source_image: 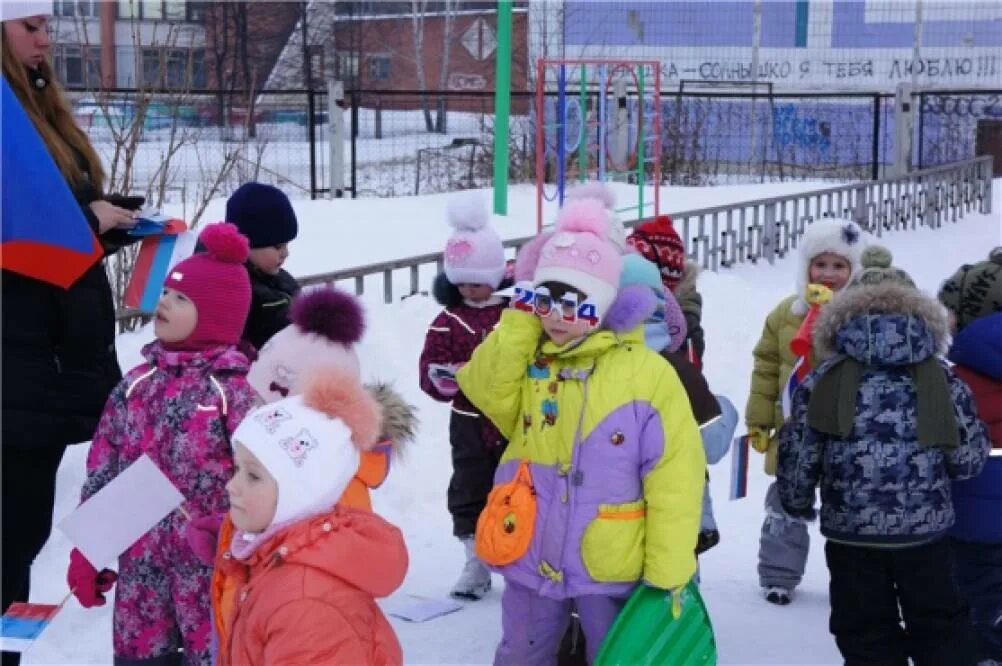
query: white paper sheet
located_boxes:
[57,454,185,568]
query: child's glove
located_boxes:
[427,363,461,397]
[805,283,834,306]
[66,548,117,608]
[184,514,224,566]
[747,427,773,453]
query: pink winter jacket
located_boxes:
[82,342,260,520]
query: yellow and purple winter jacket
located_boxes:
[457,307,705,599]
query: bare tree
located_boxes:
[410,0,436,132]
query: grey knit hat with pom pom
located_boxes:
[848,245,916,289]
[938,246,1002,331]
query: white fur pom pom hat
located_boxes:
[792,218,867,315]
[233,367,382,528]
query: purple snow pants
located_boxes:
[495,580,627,665]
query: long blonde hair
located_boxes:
[1,31,105,192]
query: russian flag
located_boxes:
[124,227,196,313]
[1,77,103,289]
[729,435,749,500]
[781,355,811,420]
[0,602,60,653]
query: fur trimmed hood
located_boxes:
[674,261,701,298]
[365,381,417,458]
[814,282,950,363]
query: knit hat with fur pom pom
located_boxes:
[248,286,365,402]
[565,181,627,252]
[233,366,382,528]
[534,197,623,323]
[162,222,251,349]
[443,192,506,288]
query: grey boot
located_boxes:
[451,536,491,600]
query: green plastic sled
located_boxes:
[594,580,717,666]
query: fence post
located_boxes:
[350,92,358,198]
[375,99,382,140]
[871,94,880,181]
[328,79,345,198]
[307,88,318,200]
[762,203,777,265]
[917,92,925,170]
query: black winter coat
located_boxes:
[2,156,132,450]
[243,265,301,351]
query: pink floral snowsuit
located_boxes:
[81,342,259,665]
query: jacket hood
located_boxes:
[814,282,949,365]
[248,506,408,599]
[141,340,250,374]
[674,261,700,297]
[365,381,418,458]
[949,312,1002,380]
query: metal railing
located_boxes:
[115,156,993,324]
[294,155,993,300]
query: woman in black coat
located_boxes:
[1,11,140,661]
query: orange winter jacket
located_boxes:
[211,445,391,652]
[215,505,408,666]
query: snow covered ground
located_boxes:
[23,180,1001,665]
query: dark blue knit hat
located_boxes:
[225,182,298,249]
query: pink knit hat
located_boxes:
[443,192,506,288]
[533,198,623,321]
[163,222,251,349]
[248,286,365,402]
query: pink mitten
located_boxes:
[66,548,117,608]
[185,514,223,566]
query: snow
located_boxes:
[22,179,1002,665]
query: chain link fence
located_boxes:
[67,86,1000,204]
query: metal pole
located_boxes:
[638,65,645,218]
[557,64,566,205]
[492,0,513,215]
[328,79,345,198]
[578,63,587,181]
[350,92,358,199]
[536,58,545,231]
[301,2,317,199]
[872,94,880,181]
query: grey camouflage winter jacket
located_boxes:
[777,282,990,547]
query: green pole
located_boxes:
[493,0,513,215]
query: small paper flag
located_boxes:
[124,227,195,313]
[729,435,749,500]
[0,602,60,652]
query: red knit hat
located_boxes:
[627,215,686,292]
[163,222,251,349]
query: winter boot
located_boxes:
[451,536,491,600]
[764,586,792,606]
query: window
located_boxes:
[118,1,200,22]
[117,0,136,18]
[165,48,188,88]
[164,1,185,20]
[368,55,390,82]
[58,1,100,18]
[53,45,100,87]
[143,0,163,19]
[335,52,359,81]
[141,48,161,86]
[190,49,205,87]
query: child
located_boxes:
[216,367,408,665]
[938,247,1002,663]
[248,286,416,510]
[627,215,705,368]
[777,246,989,664]
[620,253,737,554]
[418,193,510,600]
[744,217,866,605]
[226,182,301,351]
[457,196,706,665]
[66,223,260,665]
[195,285,416,656]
